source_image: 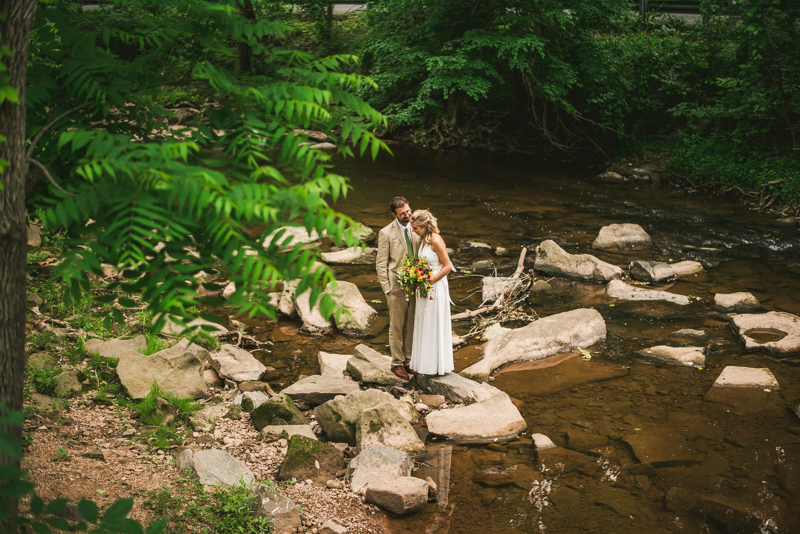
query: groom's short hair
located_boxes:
[390,196,409,214]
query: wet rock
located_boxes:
[700,495,794,534]
[592,224,652,251]
[668,329,707,340]
[482,323,511,341]
[466,241,492,250]
[117,352,206,399]
[594,171,625,183]
[566,429,607,453]
[534,240,623,282]
[320,246,374,264]
[157,315,229,337]
[470,260,495,271]
[773,216,798,228]
[261,425,317,442]
[176,449,254,489]
[211,344,267,382]
[253,483,302,534]
[365,476,427,515]
[415,394,446,409]
[318,351,351,378]
[426,392,526,442]
[278,434,345,486]
[347,344,405,386]
[777,462,799,494]
[348,444,413,494]
[671,260,704,277]
[326,281,378,336]
[629,261,675,283]
[239,391,270,412]
[495,247,508,256]
[414,373,501,404]
[665,487,698,514]
[315,389,418,445]
[319,520,347,534]
[263,226,325,249]
[531,433,557,451]
[462,308,607,382]
[278,280,298,318]
[280,375,359,406]
[595,487,639,517]
[623,427,695,468]
[730,311,800,356]
[606,280,690,305]
[152,338,211,364]
[356,401,426,453]
[710,366,779,388]
[84,336,146,359]
[638,345,705,367]
[250,394,308,431]
[536,448,597,476]
[293,290,333,336]
[714,292,761,311]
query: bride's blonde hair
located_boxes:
[411,210,439,245]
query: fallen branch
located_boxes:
[452,247,527,321]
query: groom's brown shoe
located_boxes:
[405,366,419,376]
[392,366,409,380]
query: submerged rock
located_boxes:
[591,224,652,251]
[356,401,426,453]
[668,329,708,340]
[250,394,308,431]
[700,495,794,534]
[175,449,254,489]
[211,344,267,382]
[623,427,695,468]
[629,261,675,283]
[327,281,378,336]
[606,280,690,305]
[714,292,761,311]
[277,434,345,486]
[280,374,359,406]
[347,344,406,386]
[534,240,623,282]
[426,392,526,442]
[461,308,606,382]
[638,345,705,367]
[348,444,414,494]
[365,477,428,515]
[730,311,800,356]
[711,366,780,389]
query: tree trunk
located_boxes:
[0,0,37,531]
[237,0,256,74]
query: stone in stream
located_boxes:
[623,427,695,468]
[278,280,299,318]
[700,495,795,534]
[347,344,406,386]
[292,289,333,336]
[263,226,325,249]
[326,281,378,336]
[261,425,317,442]
[175,449,254,489]
[566,429,607,454]
[460,308,607,382]
[84,335,146,359]
[482,277,519,302]
[280,374,360,406]
[483,323,511,341]
[250,393,308,431]
[253,483,302,534]
[116,352,206,399]
[465,241,492,250]
[594,171,625,183]
[591,223,652,251]
[671,260,704,277]
[318,351,351,378]
[365,477,428,515]
[347,444,414,494]
[277,434,345,486]
[638,345,705,367]
[714,292,761,311]
[320,246,375,264]
[594,487,640,517]
[425,392,526,442]
[314,389,419,445]
[414,373,501,405]
[629,261,675,283]
[210,344,267,382]
[534,240,624,282]
[730,311,800,356]
[606,280,690,305]
[668,329,708,340]
[710,366,780,389]
[356,401,426,453]
[536,448,599,476]
[531,433,557,451]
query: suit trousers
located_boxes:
[387,292,416,367]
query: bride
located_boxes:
[408,210,454,376]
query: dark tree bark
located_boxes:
[0,0,37,531]
[237,0,256,74]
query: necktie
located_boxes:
[404,227,413,257]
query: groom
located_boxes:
[376,196,420,380]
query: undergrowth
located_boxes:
[117,384,202,450]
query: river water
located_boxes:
[249,147,800,533]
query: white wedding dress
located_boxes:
[409,242,454,375]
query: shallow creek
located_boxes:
[240,148,800,533]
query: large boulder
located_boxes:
[730,311,800,356]
[117,352,207,399]
[318,351,351,378]
[210,344,267,382]
[700,495,794,534]
[175,449,254,489]
[591,223,652,251]
[629,261,675,283]
[638,346,705,367]
[292,290,333,336]
[326,281,378,336]
[315,389,418,445]
[461,308,606,382]
[622,427,694,468]
[277,434,345,486]
[414,373,501,405]
[714,292,761,311]
[347,344,406,386]
[534,240,623,282]
[606,280,690,305]
[280,374,360,406]
[356,402,426,453]
[250,394,308,431]
[253,484,302,534]
[152,338,210,364]
[426,392,526,442]
[347,445,414,494]
[84,336,146,359]
[365,477,428,515]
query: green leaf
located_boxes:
[78,499,99,523]
[0,85,18,104]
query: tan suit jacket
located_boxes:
[376,220,420,295]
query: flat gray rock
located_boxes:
[711,366,779,389]
[263,226,324,249]
[638,345,705,367]
[534,240,624,282]
[117,353,206,399]
[365,476,428,515]
[714,292,761,311]
[347,344,405,386]
[84,336,146,359]
[629,261,675,283]
[315,389,418,445]
[356,401,425,453]
[253,484,302,534]
[531,433,557,451]
[671,261,704,277]
[623,427,694,468]
[320,247,375,264]
[318,351,351,377]
[176,449,254,489]
[280,374,360,406]
[157,315,228,337]
[606,280,690,305]
[348,444,414,494]
[152,338,210,364]
[462,308,607,382]
[238,391,270,412]
[592,223,652,251]
[413,373,501,405]
[327,281,377,336]
[293,290,333,336]
[731,311,800,356]
[250,394,308,431]
[211,344,267,382]
[669,329,707,340]
[261,425,317,441]
[426,392,526,442]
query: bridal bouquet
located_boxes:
[394,256,434,301]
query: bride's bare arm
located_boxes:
[429,234,452,284]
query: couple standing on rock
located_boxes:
[376,196,455,380]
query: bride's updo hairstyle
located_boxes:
[411,210,439,245]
